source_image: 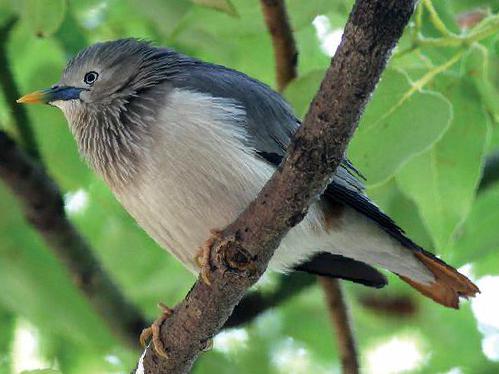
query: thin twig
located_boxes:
[0,18,40,160]
[0,130,147,349]
[422,0,456,37]
[260,0,297,91]
[138,1,417,372]
[319,278,359,374]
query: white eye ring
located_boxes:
[84,71,99,85]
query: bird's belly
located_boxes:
[110,88,327,274]
[114,153,327,274]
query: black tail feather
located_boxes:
[295,253,387,288]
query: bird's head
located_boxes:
[17,39,179,184]
[18,38,172,118]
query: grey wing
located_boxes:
[168,58,364,193]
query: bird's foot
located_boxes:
[139,302,173,359]
[195,229,223,286]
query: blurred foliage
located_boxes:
[0,0,498,373]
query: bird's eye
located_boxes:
[84,71,99,85]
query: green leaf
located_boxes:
[367,179,433,250]
[0,0,15,25]
[21,0,66,37]
[451,184,499,269]
[463,43,499,127]
[283,69,325,118]
[397,76,490,250]
[8,22,92,190]
[348,69,452,186]
[0,308,14,373]
[192,0,238,17]
[0,184,117,351]
[129,0,192,37]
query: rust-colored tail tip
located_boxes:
[400,251,479,309]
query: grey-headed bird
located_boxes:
[18,39,479,355]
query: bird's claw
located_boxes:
[139,302,173,359]
[195,229,223,286]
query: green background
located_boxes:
[0,0,498,373]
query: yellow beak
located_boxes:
[16,90,47,104]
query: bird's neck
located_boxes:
[66,100,154,189]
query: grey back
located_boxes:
[165,52,365,194]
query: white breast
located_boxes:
[112,88,433,284]
[112,88,327,273]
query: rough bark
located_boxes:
[260,0,298,91]
[0,130,146,349]
[261,1,360,370]
[139,1,417,372]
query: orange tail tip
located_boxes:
[399,251,480,309]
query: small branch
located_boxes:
[318,278,359,374]
[0,130,147,349]
[139,1,417,372]
[359,294,417,317]
[0,18,40,160]
[224,272,314,328]
[422,0,456,37]
[260,0,297,91]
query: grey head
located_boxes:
[19,39,194,185]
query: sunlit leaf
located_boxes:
[20,0,66,37]
[451,183,499,269]
[284,69,324,118]
[348,69,452,186]
[367,179,433,250]
[129,0,192,37]
[397,76,490,250]
[0,308,14,373]
[463,43,499,129]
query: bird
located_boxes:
[18,38,479,355]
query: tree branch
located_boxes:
[0,130,147,349]
[319,278,359,374]
[0,18,40,160]
[139,1,417,372]
[260,2,360,371]
[260,0,297,91]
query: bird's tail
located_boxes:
[399,250,480,308]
